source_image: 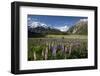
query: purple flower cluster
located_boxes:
[50,45,57,56]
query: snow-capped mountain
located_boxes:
[28,21,69,32]
[28,18,88,38]
[28,21,62,36]
[28,21,49,28]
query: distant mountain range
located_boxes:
[28,21,69,32]
[28,19,88,37]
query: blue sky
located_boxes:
[28,15,87,27]
[28,15,87,31]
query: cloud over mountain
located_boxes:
[79,19,88,22]
[54,25,69,32]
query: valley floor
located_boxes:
[28,35,88,61]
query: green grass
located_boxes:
[28,35,88,61]
[46,35,87,39]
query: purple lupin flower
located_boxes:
[50,43,57,56]
[61,44,65,53]
[57,44,62,50]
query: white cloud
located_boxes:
[80,19,88,22]
[54,25,69,32]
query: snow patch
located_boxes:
[28,21,48,28]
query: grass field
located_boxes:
[28,35,88,61]
[46,35,87,39]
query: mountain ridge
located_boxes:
[67,19,88,35]
[28,19,88,37]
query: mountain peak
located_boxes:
[29,21,48,28]
[28,21,69,32]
